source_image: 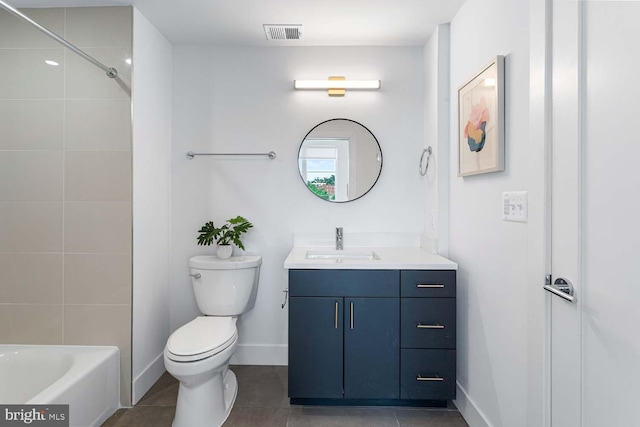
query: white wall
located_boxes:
[131,7,173,404]
[423,25,450,254]
[448,0,531,426]
[171,46,424,364]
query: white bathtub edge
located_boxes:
[132,351,166,405]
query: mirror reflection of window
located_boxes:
[297,119,382,203]
[299,139,350,201]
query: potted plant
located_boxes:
[196,215,253,260]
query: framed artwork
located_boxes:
[458,55,505,177]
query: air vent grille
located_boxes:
[264,24,303,40]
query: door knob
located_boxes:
[544,277,575,303]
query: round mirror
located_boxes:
[298,119,382,202]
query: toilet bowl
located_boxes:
[164,317,239,427]
[164,255,261,427]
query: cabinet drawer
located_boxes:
[401,298,456,349]
[400,270,456,297]
[400,349,456,400]
[289,269,399,297]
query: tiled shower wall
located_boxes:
[0,6,132,405]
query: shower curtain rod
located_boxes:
[0,0,118,79]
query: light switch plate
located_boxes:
[503,191,528,222]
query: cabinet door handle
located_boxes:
[417,375,444,382]
[416,323,445,329]
[334,301,339,329]
[416,283,444,288]
[350,302,354,329]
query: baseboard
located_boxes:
[230,344,287,366]
[132,352,166,404]
[454,381,494,427]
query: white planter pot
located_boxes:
[216,245,233,260]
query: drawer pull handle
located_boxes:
[416,323,445,329]
[334,301,339,329]
[417,375,444,382]
[416,284,444,288]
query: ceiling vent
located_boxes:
[263,24,303,40]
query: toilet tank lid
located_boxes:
[189,255,262,270]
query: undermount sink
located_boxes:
[305,250,381,261]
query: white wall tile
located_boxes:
[0,49,64,99]
[64,254,131,304]
[65,99,131,151]
[0,151,63,201]
[0,100,63,150]
[0,254,62,304]
[64,202,131,253]
[65,7,132,48]
[65,48,131,99]
[65,151,131,201]
[0,8,65,49]
[0,202,62,252]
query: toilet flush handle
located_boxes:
[190,273,201,279]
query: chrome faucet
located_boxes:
[336,227,343,250]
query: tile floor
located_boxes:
[102,366,469,427]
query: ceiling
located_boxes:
[7,0,465,46]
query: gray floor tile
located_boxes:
[102,365,468,427]
[223,407,289,427]
[232,365,289,408]
[136,372,179,407]
[288,406,399,427]
[395,408,469,427]
[102,406,175,427]
[100,408,128,427]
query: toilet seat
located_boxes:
[167,316,237,362]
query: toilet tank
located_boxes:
[189,255,261,316]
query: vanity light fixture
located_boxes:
[294,76,381,97]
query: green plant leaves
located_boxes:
[196,216,253,250]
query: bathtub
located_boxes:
[0,345,120,427]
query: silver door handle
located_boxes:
[190,273,201,279]
[417,284,444,288]
[544,277,575,303]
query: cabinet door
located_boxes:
[344,297,399,399]
[289,297,343,398]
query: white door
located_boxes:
[548,1,640,426]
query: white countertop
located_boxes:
[283,246,458,270]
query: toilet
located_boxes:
[164,255,261,427]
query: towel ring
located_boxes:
[419,146,432,176]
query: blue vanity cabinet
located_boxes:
[344,297,399,399]
[288,268,456,404]
[400,270,457,400]
[288,270,399,401]
[288,296,344,398]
